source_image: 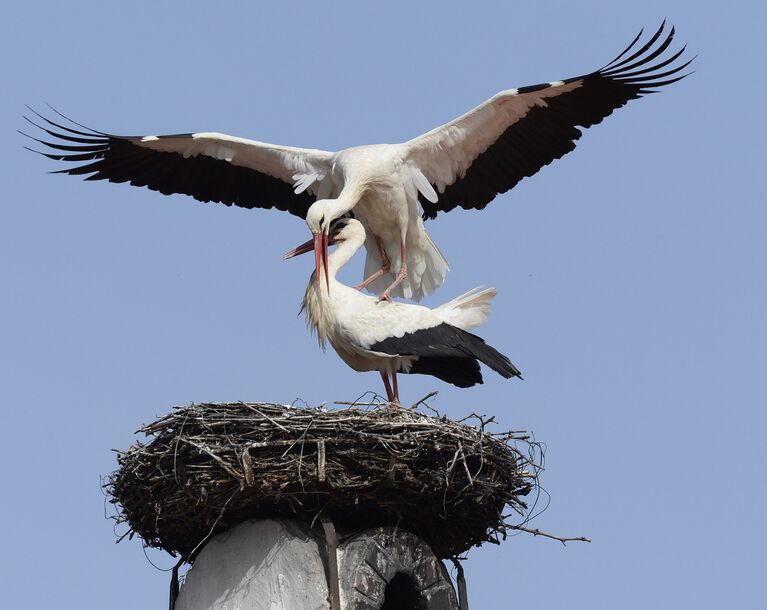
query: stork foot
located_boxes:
[356,235,392,292]
[375,242,408,302]
[354,265,389,291]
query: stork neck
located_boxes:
[326,234,364,279]
[331,181,367,217]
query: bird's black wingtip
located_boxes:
[22,144,44,155]
[25,104,110,138]
[596,22,692,91]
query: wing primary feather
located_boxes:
[604,45,687,79]
[38,150,106,162]
[22,116,104,144]
[23,145,53,158]
[18,132,108,153]
[636,73,692,91]
[601,27,645,69]
[600,27,675,76]
[26,107,108,139]
[602,22,669,73]
[48,160,102,175]
[613,60,692,84]
[43,103,111,136]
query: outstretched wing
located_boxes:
[401,22,692,219]
[22,108,334,218]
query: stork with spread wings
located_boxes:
[24,22,691,301]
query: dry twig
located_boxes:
[510,525,591,545]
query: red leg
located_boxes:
[392,371,400,404]
[378,239,408,302]
[380,371,395,402]
[355,235,391,291]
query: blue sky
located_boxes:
[2,1,765,608]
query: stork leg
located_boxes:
[380,371,395,403]
[392,371,400,404]
[378,239,408,302]
[355,235,391,292]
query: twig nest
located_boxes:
[106,402,538,559]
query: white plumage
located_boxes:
[433,286,498,330]
[25,23,690,301]
[284,218,521,402]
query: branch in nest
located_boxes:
[510,525,591,546]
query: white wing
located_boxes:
[400,23,690,219]
[24,108,334,217]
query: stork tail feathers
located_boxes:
[361,230,449,301]
[459,329,522,380]
[418,231,450,298]
[434,286,496,331]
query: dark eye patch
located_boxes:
[329,217,349,236]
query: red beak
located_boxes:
[321,231,330,291]
[282,236,315,259]
[283,232,331,292]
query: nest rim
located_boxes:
[106,401,541,561]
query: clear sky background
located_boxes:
[1,1,765,608]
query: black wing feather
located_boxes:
[370,323,521,388]
[420,23,691,220]
[23,110,315,219]
[409,356,483,388]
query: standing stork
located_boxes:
[283,218,521,402]
[24,23,690,301]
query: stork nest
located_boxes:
[106,402,541,560]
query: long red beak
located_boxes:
[321,231,330,291]
[282,232,331,292]
[282,237,315,259]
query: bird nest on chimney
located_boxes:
[106,401,541,561]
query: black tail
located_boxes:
[374,322,522,388]
[455,328,522,380]
[409,356,484,388]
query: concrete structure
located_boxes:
[175,519,458,610]
[339,526,458,610]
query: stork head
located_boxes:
[283,217,364,290]
[305,201,333,235]
[326,217,364,244]
[300,201,358,292]
[303,201,334,291]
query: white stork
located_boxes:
[24,23,690,301]
[283,218,521,402]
